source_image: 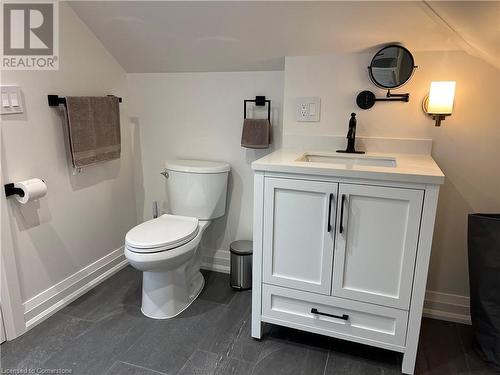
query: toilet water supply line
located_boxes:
[154,168,169,218]
[153,201,159,219]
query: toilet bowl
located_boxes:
[124,159,230,319]
[125,216,210,319]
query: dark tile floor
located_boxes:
[0,266,497,375]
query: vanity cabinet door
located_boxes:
[332,184,424,310]
[262,178,337,295]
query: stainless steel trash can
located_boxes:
[230,240,253,290]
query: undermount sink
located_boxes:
[296,152,397,168]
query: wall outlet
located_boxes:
[296,97,320,122]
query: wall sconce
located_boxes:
[423,81,456,126]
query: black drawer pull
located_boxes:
[339,194,346,234]
[311,308,349,321]
[327,193,333,232]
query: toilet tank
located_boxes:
[164,160,230,220]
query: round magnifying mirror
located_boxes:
[369,45,415,89]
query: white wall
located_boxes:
[1,2,494,331]
[283,52,500,298]
[127,72,284,269]
[1,3,137,310]
[127,51,499,299]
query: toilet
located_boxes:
[124,159,230,319]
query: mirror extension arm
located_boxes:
[356,90,409,110]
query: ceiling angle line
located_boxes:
[421,0,476,55]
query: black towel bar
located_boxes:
[244,96,271,122]
[48,95,122,107]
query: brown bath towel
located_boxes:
[65,96,121,168]
[241,118,270,149]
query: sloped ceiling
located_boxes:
[69,1,499,73]
[424,1,499,69]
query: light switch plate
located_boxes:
[0,85,24,115]
[296,97,320,122]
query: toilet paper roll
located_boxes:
[14,178,47,204]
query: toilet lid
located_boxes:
[125,214,199,253]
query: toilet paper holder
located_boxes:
[4,183,25,198]
[4,180,46,198]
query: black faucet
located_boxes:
[337,113,365,154]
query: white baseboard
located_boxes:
[423,290,471,325]
[201,249,230,274]
[23,246,128,331]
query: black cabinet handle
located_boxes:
[311,308,349,321]
[327,193,333,232]
[339,194,346,234]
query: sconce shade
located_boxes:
[427,81,456,114]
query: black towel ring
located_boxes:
[244,96,271,122]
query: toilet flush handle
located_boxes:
[160,168,169,179]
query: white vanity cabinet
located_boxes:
[262,178,337,295]
[332,183,424,310]
[252,151,444,375]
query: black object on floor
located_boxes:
[468,213,500,371]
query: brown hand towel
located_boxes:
[65,96,121,168]
[241,118,270,149]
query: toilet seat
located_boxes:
[125,214,199,253]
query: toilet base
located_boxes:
[141,269,205,319]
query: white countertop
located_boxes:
[252,149,445,185]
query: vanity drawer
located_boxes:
[262,284,408,349]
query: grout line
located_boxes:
[111,320,153,366]
[322,350,330,375]
[212,313,248,372]
[198,297,236,307]
[118,361,168,375]
[176,350,197,375]
[56,310,96,323]
[249,357,257,375]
